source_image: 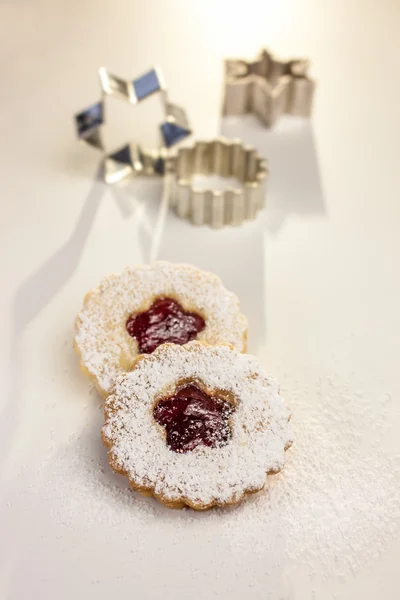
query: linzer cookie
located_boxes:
[74,262,247,397]
[102,342,292,510]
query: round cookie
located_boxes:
[74,262,248,397]
[102,342,292,510]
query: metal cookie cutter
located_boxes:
[74,67,191,184]
[165,138,268,228]
[223,48,315,128]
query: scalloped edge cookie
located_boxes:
[102,342,292,510]
[74,262,248,397]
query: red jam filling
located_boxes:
[126,297,206,354]
[153,384,234,453]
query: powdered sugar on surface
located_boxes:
[23,366,399,584]
[75,262,247,395]
[103,342,292,507]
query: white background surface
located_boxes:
[1,1,400,599]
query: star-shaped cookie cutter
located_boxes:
[74,67,192,184]
[223,48,316,128]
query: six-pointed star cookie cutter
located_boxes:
[74,67,192,184]
[223,48,316,127]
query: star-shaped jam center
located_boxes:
[126,297,205,354]
[153,384,234,453]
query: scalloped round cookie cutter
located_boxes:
[164,138,269,228]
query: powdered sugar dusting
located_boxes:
[103,342,292,508]
[25,369,400,581]
[75,262,247,396]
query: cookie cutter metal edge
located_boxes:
[74,67,192,184]
[164,138,268,228]
[223,48,316,127]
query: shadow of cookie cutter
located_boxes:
[164,138,268,228]
[74,67,192,184]
[223,48,316,128]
